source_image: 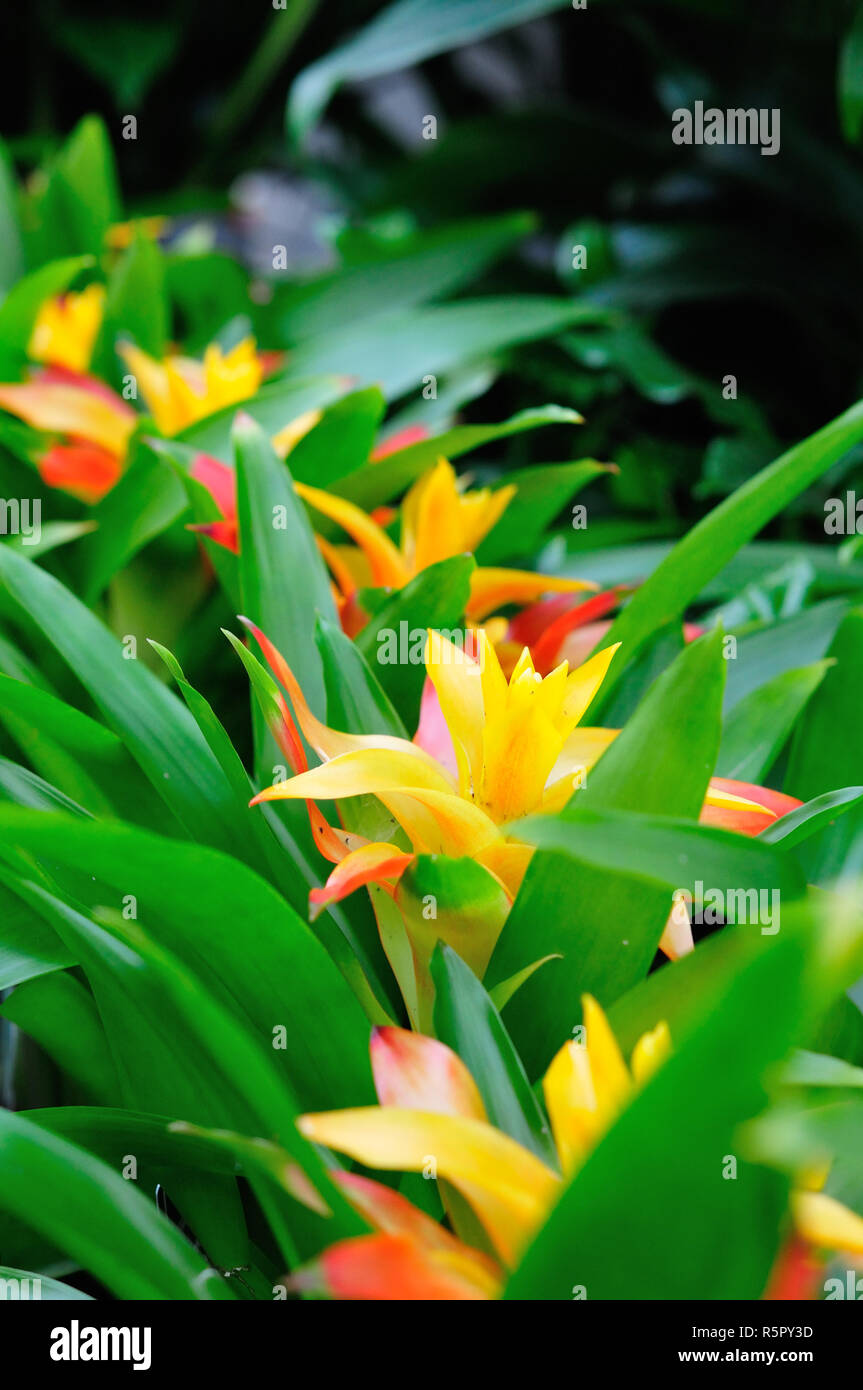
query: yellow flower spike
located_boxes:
[248,622,621,921]
[298,451,596,624]
[542,995,652,1177]
[480,692,566,825]
[203,338,261,402]
[29,284,106,373]
[118,336,263,435]
[476,645,620,826]
[298,1106,559,1266]
[475,626,509,728]
[401,457,515,571]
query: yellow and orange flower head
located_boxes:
[118,337,264,436]
[0,366,136,503]
[0,325,271,503]
[295,456,595,626]
[249,623,622,906]
[293,1000,666,1297]
[294,1011,863,1300]
[28,284,106,374]
[247,622,790,913]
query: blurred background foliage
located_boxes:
[2,0,863,544]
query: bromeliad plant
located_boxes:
[242,616,800,1026]
[1,395,863,1303]
[2,114,863,1305]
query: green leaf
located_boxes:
[2,970,120,1104]
[336,405,583,511]
[716,660,832,782]
[0,882,74,989]
[0,810,376,1113]
[235,411,337,722]
[431,943,556,1165]
[395,854,510,1030]
[744,1100,863,1216]
[488,955,561,1012]
[24,1105,247,1175]
[514,805,805,910]
[222,624,400,1025]
[562,322,694,404]
[147,638,285,886]
[287,299,609,402]
[0,1109,234,1300]
[288,0,569,142]
[0,139,24,293]
[724,599,849,709]
[92,233,168,382]
[270,214,535,341]
[1,861,366,1243]
[759,786,863,848]
[0,546,252,857]
[786,611,863,799]
[476,460,611,565]
[488,629,726,1078]
[79,441,189,602]
[286,387,385,486]
[504,924,810,1299]
[0,672,170,828]
[839,3,863,142]
[594,400,863,711]
[355,555,475,729]
[782,1049,863,1088]
[0,1266,92,1300]
[0,756,92,817]
[316,615,406,739]
[52,116,122,258]
[55,17,178,109]
[165,252,251,353]
[785,610,863,881]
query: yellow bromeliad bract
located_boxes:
[28,283,106,374]
[247,621,771,911]
[249,622,623,903]
[118,337,264,435]
[297,456,593,628]
[0,304,272,501]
